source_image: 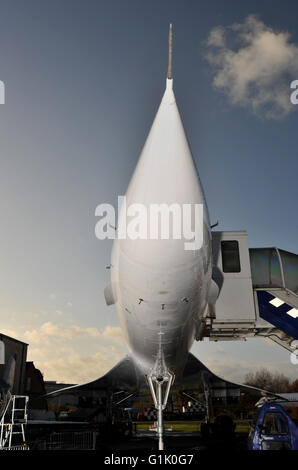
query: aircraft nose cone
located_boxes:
[115,78,211,267]
[126,78,205,207]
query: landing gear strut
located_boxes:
[147,372,174,450]
[200,380,213,438]
[203,382,212,424]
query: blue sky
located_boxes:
[0,0,297,383]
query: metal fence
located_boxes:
[0,445,30,451]
[43,431,97,450]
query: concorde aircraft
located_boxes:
[47,26,298,450]
[104,25,219,450]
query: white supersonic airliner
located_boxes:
[45,26,298,451]
[105,25,220,450]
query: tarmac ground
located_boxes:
[99,427,249,453]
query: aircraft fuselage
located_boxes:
[110,79,212,377]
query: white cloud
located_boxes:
[20,322,127,382]
[22,322,125,346]
[23,321,101,345]
[206,15,298,119]
[101,325,124,344]
[28,347,125,383]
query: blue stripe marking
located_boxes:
[257,291,298,340]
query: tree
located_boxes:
[289,379,298,393]
[244,368,291,393]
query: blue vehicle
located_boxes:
[249,402,298,450]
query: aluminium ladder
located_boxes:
[0,394,29,449]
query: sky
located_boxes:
[0,0,297,384]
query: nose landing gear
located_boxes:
[147,372,175,450]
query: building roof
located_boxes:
[0,332,28,346]
[278,393,298,401]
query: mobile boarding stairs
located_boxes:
[203,231,298,354]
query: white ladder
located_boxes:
[0,395,29,449]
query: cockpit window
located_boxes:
[262,412,289,435]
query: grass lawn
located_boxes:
[135,421,249,434]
